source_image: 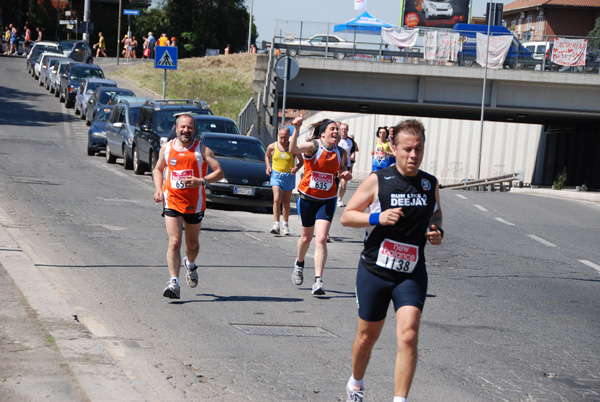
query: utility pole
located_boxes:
[83,0,90,42]
[116,0,122,65]
[247,0,253,52]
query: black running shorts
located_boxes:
[162,208,205,224]
[355,259,427,322]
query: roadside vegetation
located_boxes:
[112,53,257,120]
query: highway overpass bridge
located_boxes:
[261,57,600,126]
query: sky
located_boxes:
[245,0,510,44]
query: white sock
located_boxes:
[393,397,407,402]
[170,277,179,285]
[348,374,363,389]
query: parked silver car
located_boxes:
[105,100,145,170]
[74,78,118,119]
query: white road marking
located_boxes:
[495,217,515,226]
[245,233,262,242]
[527,234,556,247]
[474,204,488,212]
[578,260,600,273]
[455,194,468,200]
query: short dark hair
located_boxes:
[392,119,425,146]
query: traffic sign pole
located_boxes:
[163,70,167,100]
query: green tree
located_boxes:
[589,17,600,50]
[150,0,254,58]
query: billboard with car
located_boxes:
[401,0,471,28]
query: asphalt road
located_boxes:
[0,55,599,401]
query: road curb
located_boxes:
[0,209,144,402]
[510,187,600,203]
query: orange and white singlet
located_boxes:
[298,139,342,200]
[162,139,208,214]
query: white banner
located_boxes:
[424,31,461,62]
[381,27,419,48]
[551,37,588,66]
[476,33,513,69]
[355,0,367,10]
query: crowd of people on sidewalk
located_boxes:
[2,22,41,55]
[152,113,444,401]
[91,31,178,60]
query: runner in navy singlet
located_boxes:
[341,119,443,402]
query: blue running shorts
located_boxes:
[270,170,296,192]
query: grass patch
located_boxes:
[112,53,257,120]
[45,331,55,344]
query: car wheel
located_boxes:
[425,8,430,19]
[38,77,44,86]
[85,114,92,126]
[288,49,298,57]
[59,90,65,103]
[45,79,50,90]
[133,147,146,175]
[87,145,95,156]
[463,60,474,67]
[80,108,86,120]
[106,143,117,164]
[334,52,345,60]
[124,148,133,170]
[74,104,80,115]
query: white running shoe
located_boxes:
[282,223,291,236]
[292,260,304,285]
[311,278,325,296]
[337,199,344,207]
[184,257,198,288]
[346,383,364,402]
[163,279,180,299]
[270,222,280,234]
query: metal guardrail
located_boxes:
[266,19,600,74]
[237,97,258,136]
[440,171,524,191]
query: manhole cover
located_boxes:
[231,323,337,338]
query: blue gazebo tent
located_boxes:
[334,11,396,35]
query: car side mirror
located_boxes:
[140,124,149,132]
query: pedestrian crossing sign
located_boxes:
[155,46,178,70]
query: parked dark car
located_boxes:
[60,64,105,108]
[105,100,145,169]
[85,87,135,125]
[87,106,114,156]
[58,40,94,64]
[200,133,273,208]
[131,99,213,175]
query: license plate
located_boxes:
[234,187,255,196]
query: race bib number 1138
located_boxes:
[376,238,419,273]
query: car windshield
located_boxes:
[59,42,75,51]
[71,68,104,80]
[98,90,134,104]
[156,111,179,135]
[204,137,265,161]
[95,108,112,122]
[87,82,115,93]
[195,119,240,135]
[49,59,61,68]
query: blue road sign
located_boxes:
[155,46,178,70]
[123,9,140,15]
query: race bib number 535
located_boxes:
[170,169,194,189]
[376,239,419,273]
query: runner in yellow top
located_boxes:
[372,126,394,171]
[265,126,303,235]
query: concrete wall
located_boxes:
[296,112,542,185]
